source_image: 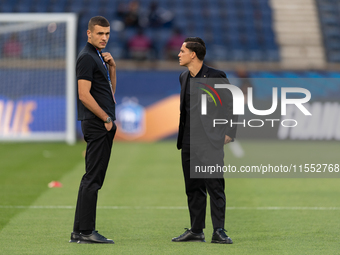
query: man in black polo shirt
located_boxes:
[70,16,116,244]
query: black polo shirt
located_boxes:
[76,42,116,121]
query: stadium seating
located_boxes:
[0,0,280,62]
[316,0,340,62]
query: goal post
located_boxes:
[0,13,77,144]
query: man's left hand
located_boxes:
[224,135,232,144]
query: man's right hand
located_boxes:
[104,121,113,131]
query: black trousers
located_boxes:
[181,143,226,230]
[73,118,116,232]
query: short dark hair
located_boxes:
[184,37,206,61]
[88,16,110,31]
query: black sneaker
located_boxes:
[211,228,233,244]
[172,228,205,242]
[77,231,114,244]
[69,232,80,243]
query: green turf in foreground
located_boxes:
[0,141,339,255]
[0,142,85,230]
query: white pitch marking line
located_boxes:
[0,205,340,210]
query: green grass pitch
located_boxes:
[0,140,339,255]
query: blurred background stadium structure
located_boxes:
[0,0,340,142]
[3,0,340,67]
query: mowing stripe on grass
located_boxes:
[1,205,340,210]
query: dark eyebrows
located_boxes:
[97,32,110,35]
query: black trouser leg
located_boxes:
[182,143,207,230]
[181,143,226,230]
[73,118,116,232]
[205,178,226,229]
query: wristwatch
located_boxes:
[104,117,112,123]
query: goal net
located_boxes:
[0,13,77,144]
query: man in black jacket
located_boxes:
[172,37,237,244]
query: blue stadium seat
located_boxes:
[209,44,230,61]
[316,0,340,62]
[0,1,15,12]
[15,0,33,12]
[321,15,339,26]
[328,51,340,62]
[324,27,340,38]
[50,0,67,12]
[30,0,51,12]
